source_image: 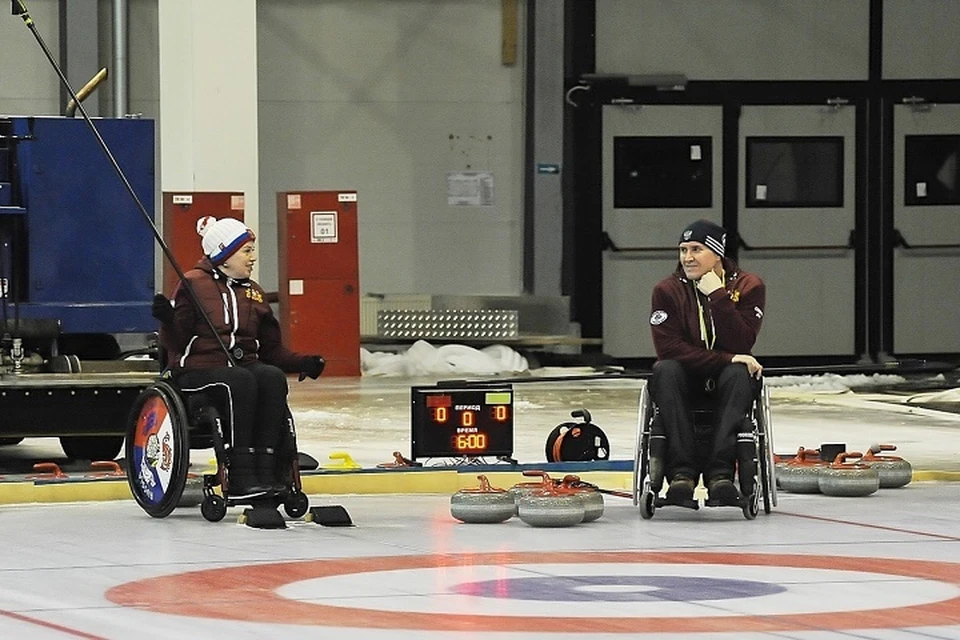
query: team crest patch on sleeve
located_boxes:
[754,306,764,319]
[650,310,669,325]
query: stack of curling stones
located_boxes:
[776,442,911,496]
[450,475,515,523]
[819,452,880,497]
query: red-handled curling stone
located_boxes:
[559,474,604,522]
[862,443,912,488]
[818,452,880,497]
[776,447,826,494]
[450,475,515,524]
[507,470,554,515]
[517,483,585,528]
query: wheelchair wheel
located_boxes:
[632,385,652,505]
[757,385,777,514]
[639,483,656,520]
[201,494,228,522]
[742,490,759,520]
[284,491,310,519]
[125,381,191,519]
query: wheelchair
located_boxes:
[632,380,777,520]
[125,378,310,522]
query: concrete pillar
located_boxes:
[158,0,259,232]
[528,1,564,296]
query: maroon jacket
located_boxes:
[649,258,765,377]
[160,258,305,372]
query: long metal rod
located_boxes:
[12,0,235,365]
[111,0,127,117]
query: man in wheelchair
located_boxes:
[153,216,325,501]
[648,219,765,507]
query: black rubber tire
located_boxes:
[639,488,655,520]
[743,492,759,520]
[201,495,227,522]
[284,491,310,519]
[125,381,191,519]
[759,432,773,514]
[60,435,124,461]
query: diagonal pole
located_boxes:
[12,0,235,365]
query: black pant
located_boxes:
[176,362,289,451]
[649,360,759,483]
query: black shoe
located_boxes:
[229,450,274,500]
[256,450,288,494]
[664,476,696,505]
[707,477,740,506]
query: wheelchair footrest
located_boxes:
[704,495,747,508]
[654,496,699,510]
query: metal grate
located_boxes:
[377,309,519,340]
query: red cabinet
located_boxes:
[161,192,245,295]
[277,191,360,376]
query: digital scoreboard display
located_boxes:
[410,386,514,460]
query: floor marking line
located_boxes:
[105,551,960,633]
[777,510,960,541]
[0,608,106,639]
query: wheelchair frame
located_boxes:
[125,379,310,521]
[631,381,777,520]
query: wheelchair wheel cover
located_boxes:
[125,381,191,518]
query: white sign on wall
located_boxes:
[447,171,494,206]
[311,211,338,243]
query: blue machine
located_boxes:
[0,115,154,338]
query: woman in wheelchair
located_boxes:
[152,216,325,501]
[648,219,765,507]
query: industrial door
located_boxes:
[892,103,960,354]
[601,105,723,358]
[737,105,859,357]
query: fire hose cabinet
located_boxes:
[277,191,360,376]
[161,191,245,294]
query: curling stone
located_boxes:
[818,452,880,497]
[450,475,515,524]
[776,447,826,494]
[507,470,554,515]
[862,444,912,488]
[559,475,604,522]
[517,485,585,528]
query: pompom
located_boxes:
[196,215,217,237]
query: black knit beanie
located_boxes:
[679,219,726,257]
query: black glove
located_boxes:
[298,355,325,381]
[152,293,174,325]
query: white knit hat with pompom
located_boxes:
[196,216,255,265]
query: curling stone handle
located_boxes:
[835,452,863,465]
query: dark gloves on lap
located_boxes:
[152,293,174,325]
[298,355,326,381]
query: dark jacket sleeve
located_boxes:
[650,281,733,376]
[159,277,199,358]
[707,273,765,355]
[256,299,305,373]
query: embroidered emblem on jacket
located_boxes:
[246,288,264,304]
[650,310,668,325]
